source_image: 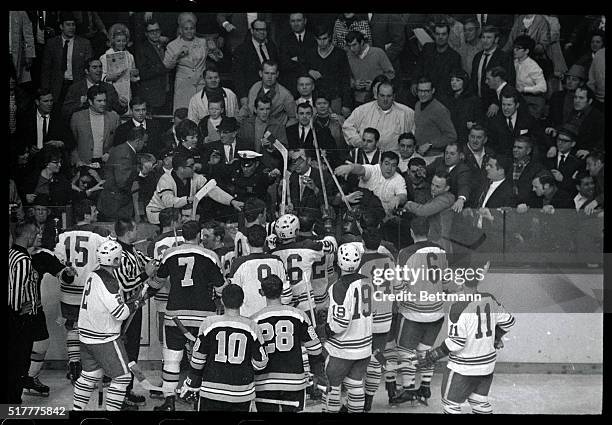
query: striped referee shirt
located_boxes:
[8,245,37,314]
[113,239,152,301]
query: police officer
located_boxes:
[231,150,277,203]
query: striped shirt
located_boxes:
[113,240,152,302]
[8,245,37,314]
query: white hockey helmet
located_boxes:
[337,243,362,272]
[97,240,123,267]
[275,214,300,240]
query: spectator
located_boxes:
[343,81,415,154]
[62,57,128,121]
[70,85,121,167]
[406,157,430,204]
[471,25,515,108]
[576,31,605,74]
[133,153,159,223]
[100,23,140,107]
[345,30,395,106]
[369,13,406,76]
[464,125,495,192]
[286,102,336,162]
[547,64,586,129]
[134,20,170,115]
[70,166,105,204]
[9,11,35,87]
[96,126,148,221]
[413,77,457,159]
[41,12,93,113]
[72,11,109,58]
[164,12,211,112]
[26,194,59,250]
[243,60,297,128]
[23,148,71,207]
[586,47,605,111]
[113,96,163,155]
[512,35,547,119]
[397,132,423,174]
[572,171,596,212]
[472,153,517,208]
[411,21,462,97]
[332,13,372,50]
[232,19,279,105]
[278,13,317,98]
[503,14,551,56]
[562,86,604,158]
[584,150,604,215]
[294,74,316,107]
[313,93,349,156]
[159,108,188,150]
[188,65,239,123]
[439,69,482,144]
[512,136,546,207]
[173,119,205,174]
[426,142,473,213]
[483,66,511,118]
[457,18,482,75]
[196,95,225,145]
[304,25,352,115]
[216,13,274,55]
[531,171,574,210]
[347,127,382,166]
[544,125,584,196]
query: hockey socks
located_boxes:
[365,356,382,396]
[66,329,80,363]
[397,347,417,389]
[73,369,103,410]
[344,377,365,413]
[161,348,183,397]
[28,339,50,378]
[325,385,342,412]
[468,394,492,414]
[106,373,131,411]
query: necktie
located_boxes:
[558,154,566,168]
[479,53,490,96]
[62,39,69,73]
[298,34,302,43]
[228,144,234,163]
[300,126,306,144]
[259,43,269,62]
[42,115,48,140]
[507,117,514,133]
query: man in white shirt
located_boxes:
[187,66,239,123]
[397,132,423,174]
[343,82,415,153]
[513,35,547,119]
[573,171,595,212]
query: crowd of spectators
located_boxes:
[9,11,605,253]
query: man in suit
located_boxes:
[217,13,274,55]
[26,11,59,88]
[426,141,473,213]
[134,20,170,115]
[486,87,543,156]
[70,85,121,167]
[482,66,515,119]
[278,13,317,98]
[472,153,517,209]
[512,136,546,207]
[561,86,604,159]
[471,25,515,110]
[159,108,188,151]
[62,57,128,122]
[9,11,35,87]
[463,125,495,193]
[41,12,92,114]
[112,96,162,156]
[286,102,336,162]
[97,126,147,221]
[369,13,406,78]
[287,149,335,213]
[232,19,279,105]
[531,172,574,210]
[544,126,584,197]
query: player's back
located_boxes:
[359,252,395,334]
[158,243,224,327]
[54,224,110,305]
[299,234,338,310]
[272,239,325,311]
[147,230,185,303]
[251,304,322,392]
[325,273,374,360]
[228,253,291,317]
[194,314,268,403]
[446,293,515,376]
[396,241,448,322]
[234,222,275,258]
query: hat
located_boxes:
[565,64,586,81]
[216,117,239,132]
[59,12,76,24]
[557,123,579,140]
[237,150,263,161]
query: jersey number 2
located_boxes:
[81,276,93,310]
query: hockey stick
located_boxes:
[310,119,330,216]
[172,316,196,342]
[128,361,164,392]
[254,397,300,407]
[191,179,217,220]
[321,154,363,235]
[121,284,152,337]
[442,233,487,250]
[271,137,289,216]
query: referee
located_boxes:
[8,222,39,404]
[113,218,159,410]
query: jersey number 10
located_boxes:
[215,331,247,364]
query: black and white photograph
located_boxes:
[6,9,604,418]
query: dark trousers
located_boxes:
[197,397,251,412]
[122,308,142,393]
[7,310,35,403]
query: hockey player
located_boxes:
[180,284,268,411]
[392,217,450,406]
[200,220,234,282]
[234,197,268,258]
[417,255,515,414]
[54,199,111,385]
[23,224,78,396]
[324,243,374,413]
[153,220,225,411]
[251,275,324,412]
[227,225,292,317]
[146,207,185,398]
[357,228,397,411]
[72,240,141,411]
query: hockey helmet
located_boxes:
[274,214,300,240]
[337,242,362,272]
[97,240,123,267]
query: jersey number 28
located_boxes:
[260,320,294,354]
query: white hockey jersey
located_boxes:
[324,273,374,360]
[358,251,396,334]
[445,293,515,376]
[300,235,337,311]
[78,268,130,344]
[147,231,185,303]
[54,225,110,305]
[396,241,449,322]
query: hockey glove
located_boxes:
[418,343,450,369]
[180,375,201,399]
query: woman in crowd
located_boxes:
[100,23,140,109]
